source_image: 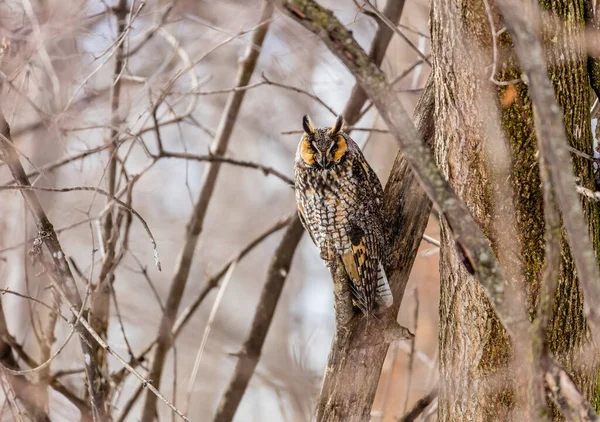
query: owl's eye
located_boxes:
[331,135,347,162]
[300,136,316,165]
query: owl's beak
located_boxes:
[318,155,331,169]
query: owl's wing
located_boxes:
[340,224,379,313]
[297,201,317,246]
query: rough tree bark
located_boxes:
[431,0,600,419]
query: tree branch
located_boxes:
[212,217,305,422]
[0,298,51,422]
[528,125,561,421]
[343,0,406,123]
[397,387,438,422]
[91,0,129,382]
[0,109,109,420]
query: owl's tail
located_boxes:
[376,262,393,309]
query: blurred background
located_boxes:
[0,0,436,420]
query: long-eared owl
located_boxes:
[294,114,393,314]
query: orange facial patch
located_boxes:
[300,137,315,165]
[333,135,347,162]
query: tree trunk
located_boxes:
[432,0,600,420]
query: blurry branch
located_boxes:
[482,0,521,86]
[126,2,176,57]
[359,1,431,67]
[151,26,200,154]
[0,109,109,420]
[357,56,431,121]
[273,1,599,420]
[0,185,160,268]
[542,357,600,422]
[0,71,49,121]
[158,151,293,186]
[496,0,600,345]
[0,289,89,413]
[139,3,275,420]
[422,234,440,247]
[212,217,305,422]
[0,298,51,422]
[172,215,292,336]
[567,145,600,163]
[61,1,146,114]
[92,0,129,384]
[10,87,109,139]
[186,73,337,116]
[397,388,438,422]
[2,141,291,188]
[260,74,337,115]
[577,185,600,201]
[402,288,419,414]
[528,136,561,420]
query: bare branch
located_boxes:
[528,125,562,421]
[360,1,430,67]
[0,110,109,420]
[543,357,600,422]
[0,297,51,422]
[212,217,305,422]
[158,151,294,186]
[0,184,161,270]
[397,388,438,422]
[92,0,129,386]
[172,215,292,336]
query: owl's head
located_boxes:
[298,115,348,169]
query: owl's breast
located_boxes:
[298,164,360,254]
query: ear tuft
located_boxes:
[329,115,344,135]
[302,115,315,134]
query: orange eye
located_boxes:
[300,137,315,165]
[332,135,347,162]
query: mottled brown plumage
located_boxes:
[294,115,392,314]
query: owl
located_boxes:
[294,114,393,314]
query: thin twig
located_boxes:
[157,151,294,186]
[92,0,130,386]
[398,388,439,422]
[360,1,430,67]
[0,184,161,270]
[402,288,419,414]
